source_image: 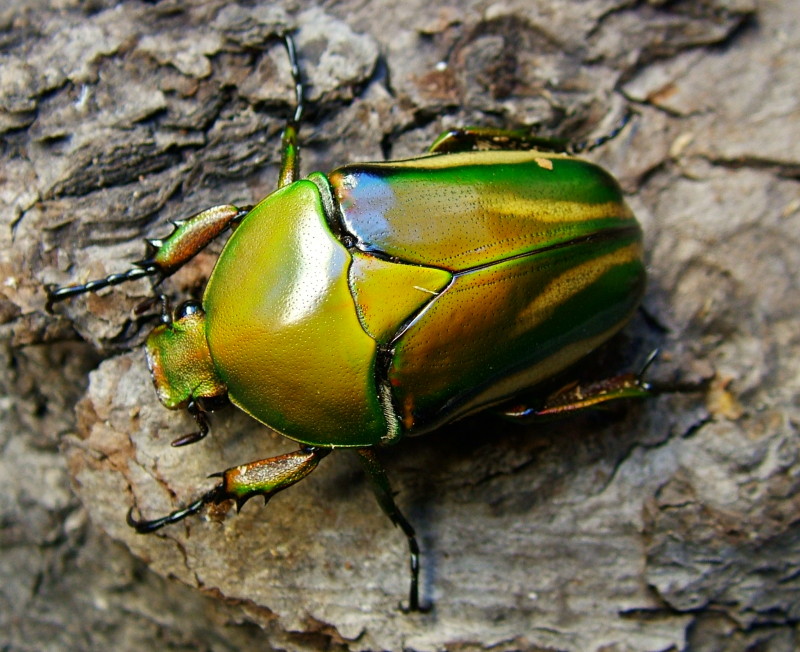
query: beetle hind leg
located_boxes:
[355,448,428,613]
[500,353,655,421]
[427,109,636,155]
[428,126,571,155]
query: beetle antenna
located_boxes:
[568,107,638,154]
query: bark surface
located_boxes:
[2,1,799,650]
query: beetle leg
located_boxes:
[355,448,427,613]
[428,126,571,154]
[46,204,251,310]
[278,123,301,188]
[127,446,331,533]
[427,109,636,155]
[500,373,651,420]
[568,108,638,154]
[277,32,305,188]
[499,352,656,420]
[169,399,210,447]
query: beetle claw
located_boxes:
[399,600,432,615]
[44,285,58,314]
[127,506,176,534]
[178,401,210,447]
[170,431,205,447]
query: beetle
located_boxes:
[47,33,650,611]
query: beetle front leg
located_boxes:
[46,204,251,309]
[127,446,330,533]
[168,399,211,448]
[355,448,426,613]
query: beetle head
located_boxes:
[145,301,227,410]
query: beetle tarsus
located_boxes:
[45,264,161,312]
[277,32,305,187]
[399,528,431,613]
[281,31,304,127]
[46,203,254,314]
[638,348,659,379]
[568,107,639,154]
[127,485,225,533]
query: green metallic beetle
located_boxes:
[47,34,650,611]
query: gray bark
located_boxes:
[2,0,799,650]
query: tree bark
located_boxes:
[2,1,799,650]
